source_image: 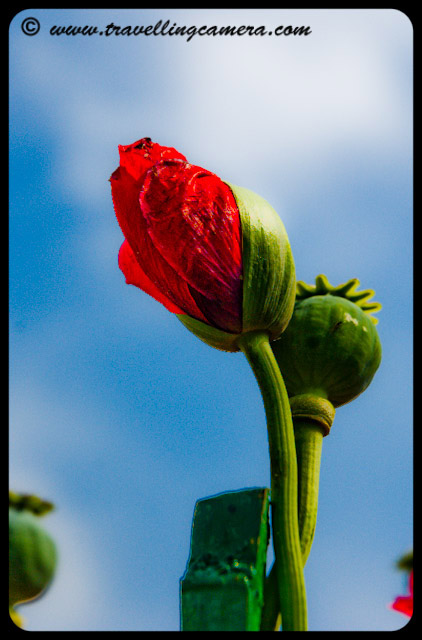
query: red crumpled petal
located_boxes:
[118,137,186,182]
[391,596,413,617]
[118,240,184,314]
[111,164,209,323]
[390,571,413,618]
[111,138,243,332]
[139,160,243,332]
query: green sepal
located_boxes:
[227,183,296,341]
[177,313,240,352]
[177,184,296,351]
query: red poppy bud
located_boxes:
[111,138,295,350]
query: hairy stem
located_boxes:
[237,331,307,631]
[261,418,324,631]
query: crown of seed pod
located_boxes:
[272,275,382,413]
[111,138,296,351]
[9,492,58,615]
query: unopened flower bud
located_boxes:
[111,138,296,352]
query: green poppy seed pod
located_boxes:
[9,494,57,610]
[272,275,382,415]
[178,183,296,351]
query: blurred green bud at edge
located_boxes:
[9,491,58,628]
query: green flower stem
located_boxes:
[295,419,324,564]
[260,418,325,631]
[236,331,307,632]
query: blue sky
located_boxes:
[9,8,412,631]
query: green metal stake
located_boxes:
[180,488,270,631]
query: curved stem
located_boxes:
[295,419,324,563]
[237,331,307,631]
[261,418,324,631]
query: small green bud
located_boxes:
[9,493,57,609]
[272,275,382,408]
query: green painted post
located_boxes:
[180,488,270,631]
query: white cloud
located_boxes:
[182,9,412,175]
[10,9,412,212]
